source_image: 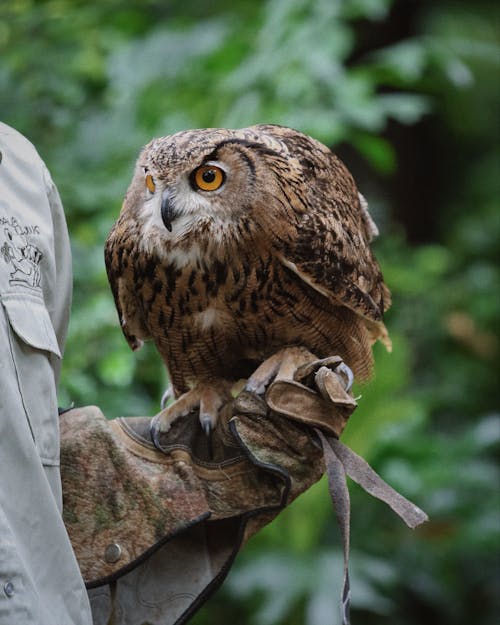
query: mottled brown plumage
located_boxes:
[105,124,391,432]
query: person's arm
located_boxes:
[0,122,92,625]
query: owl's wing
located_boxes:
[104,219,150,351]
[274,150,391,348]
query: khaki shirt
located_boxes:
[0,123,92,624]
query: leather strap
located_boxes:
[316,429,428,625]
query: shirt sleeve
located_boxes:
[42,162,72,384]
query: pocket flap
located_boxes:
[2,293,62,358]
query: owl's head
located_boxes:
[122,125,337,260]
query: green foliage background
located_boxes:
[1,0,499,623]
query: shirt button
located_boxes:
[4,581,15,597]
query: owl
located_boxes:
[105,125,391,435]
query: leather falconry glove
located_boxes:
[60,348,427,625]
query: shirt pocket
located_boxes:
[2,291,62,465]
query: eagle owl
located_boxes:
[105,125,391,434]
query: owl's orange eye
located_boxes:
[192,165,225,192]
[145,173,156,194]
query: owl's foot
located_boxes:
[244,351,284,395]
[244,346,316,394]
[153,380,232,439]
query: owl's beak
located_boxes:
[160,191,176,232]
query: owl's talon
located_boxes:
[149,416,166,450]
[244,379,268,395]
[200,415,213,436]
[335,362,354,392]
[154,381,231,434]
[160,385,174,410]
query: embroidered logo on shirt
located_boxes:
[1,217,43,289]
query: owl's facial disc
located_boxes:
[155,160,229,233]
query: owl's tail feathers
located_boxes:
[338,313,391,383]
[365,318,392,353]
